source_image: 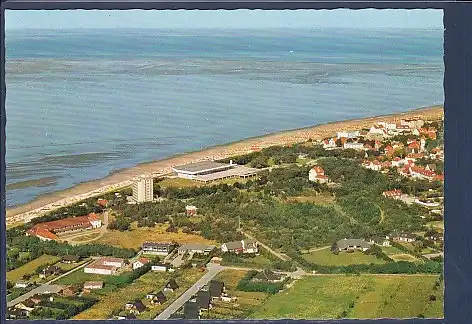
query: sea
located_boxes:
[5,28,444,208]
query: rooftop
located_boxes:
[172,161,234,174]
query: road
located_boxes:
[7,259,94,308]
[241,231,291,261]
[61,210,110,245]
[154,263,224,320]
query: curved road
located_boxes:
[61,211,110,245]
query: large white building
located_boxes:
[132,174,154,203]
[84,257,125,275]
[172,160,259,183]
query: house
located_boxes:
[208,280,225,299]
[252,269,285,283]
[116,313,137,320]
[400,117,424,129]
[14,281,31,289]
[409,166,436,181]
[142,241,175,256]
[392,232,417,243]
[83,281,103,290]
[196,290,212,310]
[382,189,404,200]
[309,166,329,184]
[406,142,421,154]
[151,263,169,272]
[15,300,36,312]
[337,131,360,139]
[363,160,382,171]
[125,300,146,314]
[7,307,30,319]
[366,125,388,140]
[368,236,391,247]
[178,243,216,255]
[148,291,167,305]
[185,205,198,216]
[337,238,372,252]
[39,265,62,279]
[220,239,258,254]
[84,257,125,275]
[97,199,109,208]
[322,138,337,150]
[164,279,179,292]
[210,256,222,264]
[60,285,81,297]
[133,258,151,270]
[183,301,201,319]
[61,255,80,264]
[343,141,365,150]
[426,232,444,243]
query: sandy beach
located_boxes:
[6,105,443,224]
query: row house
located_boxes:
[409,166,436,181]
[363,160,382,171]
[336,130,360,139]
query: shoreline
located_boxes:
[5,104,443,224]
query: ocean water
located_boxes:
[5,28,444,208]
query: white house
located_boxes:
[309,166,329,184]
[221,239,258,254]
[14,282,30,289]
[343,142,365,150]
[133,258,151,270]
[337,131,360,139]
[84,257,124,276]
[322,138,337,150]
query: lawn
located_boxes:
[96,223,217,249]
[302,249,385,266]
[55,269,114,286]
[7,254,61,283]
[381,246,404,256]
[158,177,201,188]
[220,254,274,269]
[250,275,443,319]
[203,270,271,319]
[390,254,421,263]
[427,221,444,230]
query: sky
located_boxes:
[6,9,443,30]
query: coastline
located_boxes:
[5,104,443,224]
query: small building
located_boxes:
[142,242,175,256]
[322,138,337,150]
[309,166,329,184]
[196,290,212,310]
[151,263,169,272]
[7,307,30,319]
[210,257,222,264]
[14,281,31,289]
[208,280,225,299]
[83,281,103,290]
[164,279,179,293]
[392,232,417,243]
[183,301,201,319]
[39,265,62,279]
[337,238,372,252]
[84,257,125,275]
[382,189,404,200]
[147,291,167,305]
[61,255,81,264]
[60,285,81,297]
[125,300,146,314]
[252,269,285,283]
[368,236,391,247]
[186,205,198,217]
[133,258,151,270]
[178,243,216,255]
[97,199,109,208]
[220,239,258,254]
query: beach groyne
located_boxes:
[5,105,443,225]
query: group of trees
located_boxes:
[29,296,98,320]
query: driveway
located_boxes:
[154,263,224,320]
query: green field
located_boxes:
[220,254,274,269]
[55,269,114,286]
[381,246,404,255]
[302,249,385,266]
[7,255,61,283]
[250,275,443,320]
[158,177,201,188]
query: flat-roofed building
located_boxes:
[132,174,154,203]
[142,242,175,256]
[84,257,125,275]
[172,161,236,179]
